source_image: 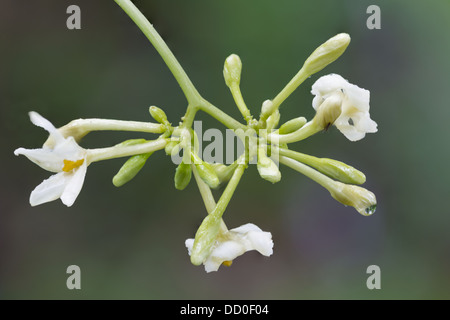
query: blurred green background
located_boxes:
[1,0,449,299]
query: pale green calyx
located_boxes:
[189,213,222,266]
[303,33,351,75]
[312,92,343,129]
[223,54,242,88]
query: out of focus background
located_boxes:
[1,0,449,299]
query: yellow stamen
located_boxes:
[62,159,84,172]
[222,260,233,267]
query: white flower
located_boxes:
[185,223,273,273]
[311,74,377,141]
[14,112,88,207]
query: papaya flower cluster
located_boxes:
[15,0,378,273]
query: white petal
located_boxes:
[29,111,64,143]
[204,241,245,273]
[247,231,274,256]
[335,120,366,141]
[355,114,378,133]
[53,136,86,160]
[229,223,262,234]
[185,239,194,256]
[344,84,370,111]
[60,162,87,207]
[29,172,68,206]
[311,74,348,97]
[14,147,64,172]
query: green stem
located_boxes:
[210,163,246,220]
[192,165,228,232]
[268,121,321,144]
[279,155,334,190]
[114,0,202,105]
[199,101,247,130]
[261,66,309,122]
[230,83,252,123]
[87,138,167,163]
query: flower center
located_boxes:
[62,159,85,172]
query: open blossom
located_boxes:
[311,73,377,141]
[14,112,88,207]
[185,223,273,273]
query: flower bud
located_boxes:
[303,33,351,75]
[278,117,307,134]
[260,99,274,120]
[149,106,169,125]
[223,54,242,88]
[266,109,280,131]
[192,152,220,189]
[174,161,192,190]
[165,140,179,156]
[316,158,366,185]
[257,147,281,183]
[329,182,377,216]
[112,152,152,187]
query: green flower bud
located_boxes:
[266,109,280,131]
[223,54,242,88]
[149,106,169,125]
[329,182,377,216]
[174,161,192,190]
[260,99,273,120]
[257,147,281,183]
[165,140,180,156]
[112,152,152,187]
[192,152,220,189]
[303,33,351,75]
[190,214,222,266]
[278,117,307,134]
[316,158,366,185]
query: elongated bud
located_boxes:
[260,99,273,120]
[312,93,343,129]
[223,54,242,88]
[303,33,351,75]
[278,117,307,134]
[192,152,220,189]
[257,147,281,183]
[165,140,179,156]
[149,106,169,125]
[174,161,192,190]
[329,182,377,216]
[190,214,222,265]
[266,109,280,131]
[112,152,152,187]
[316,158,366,185]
